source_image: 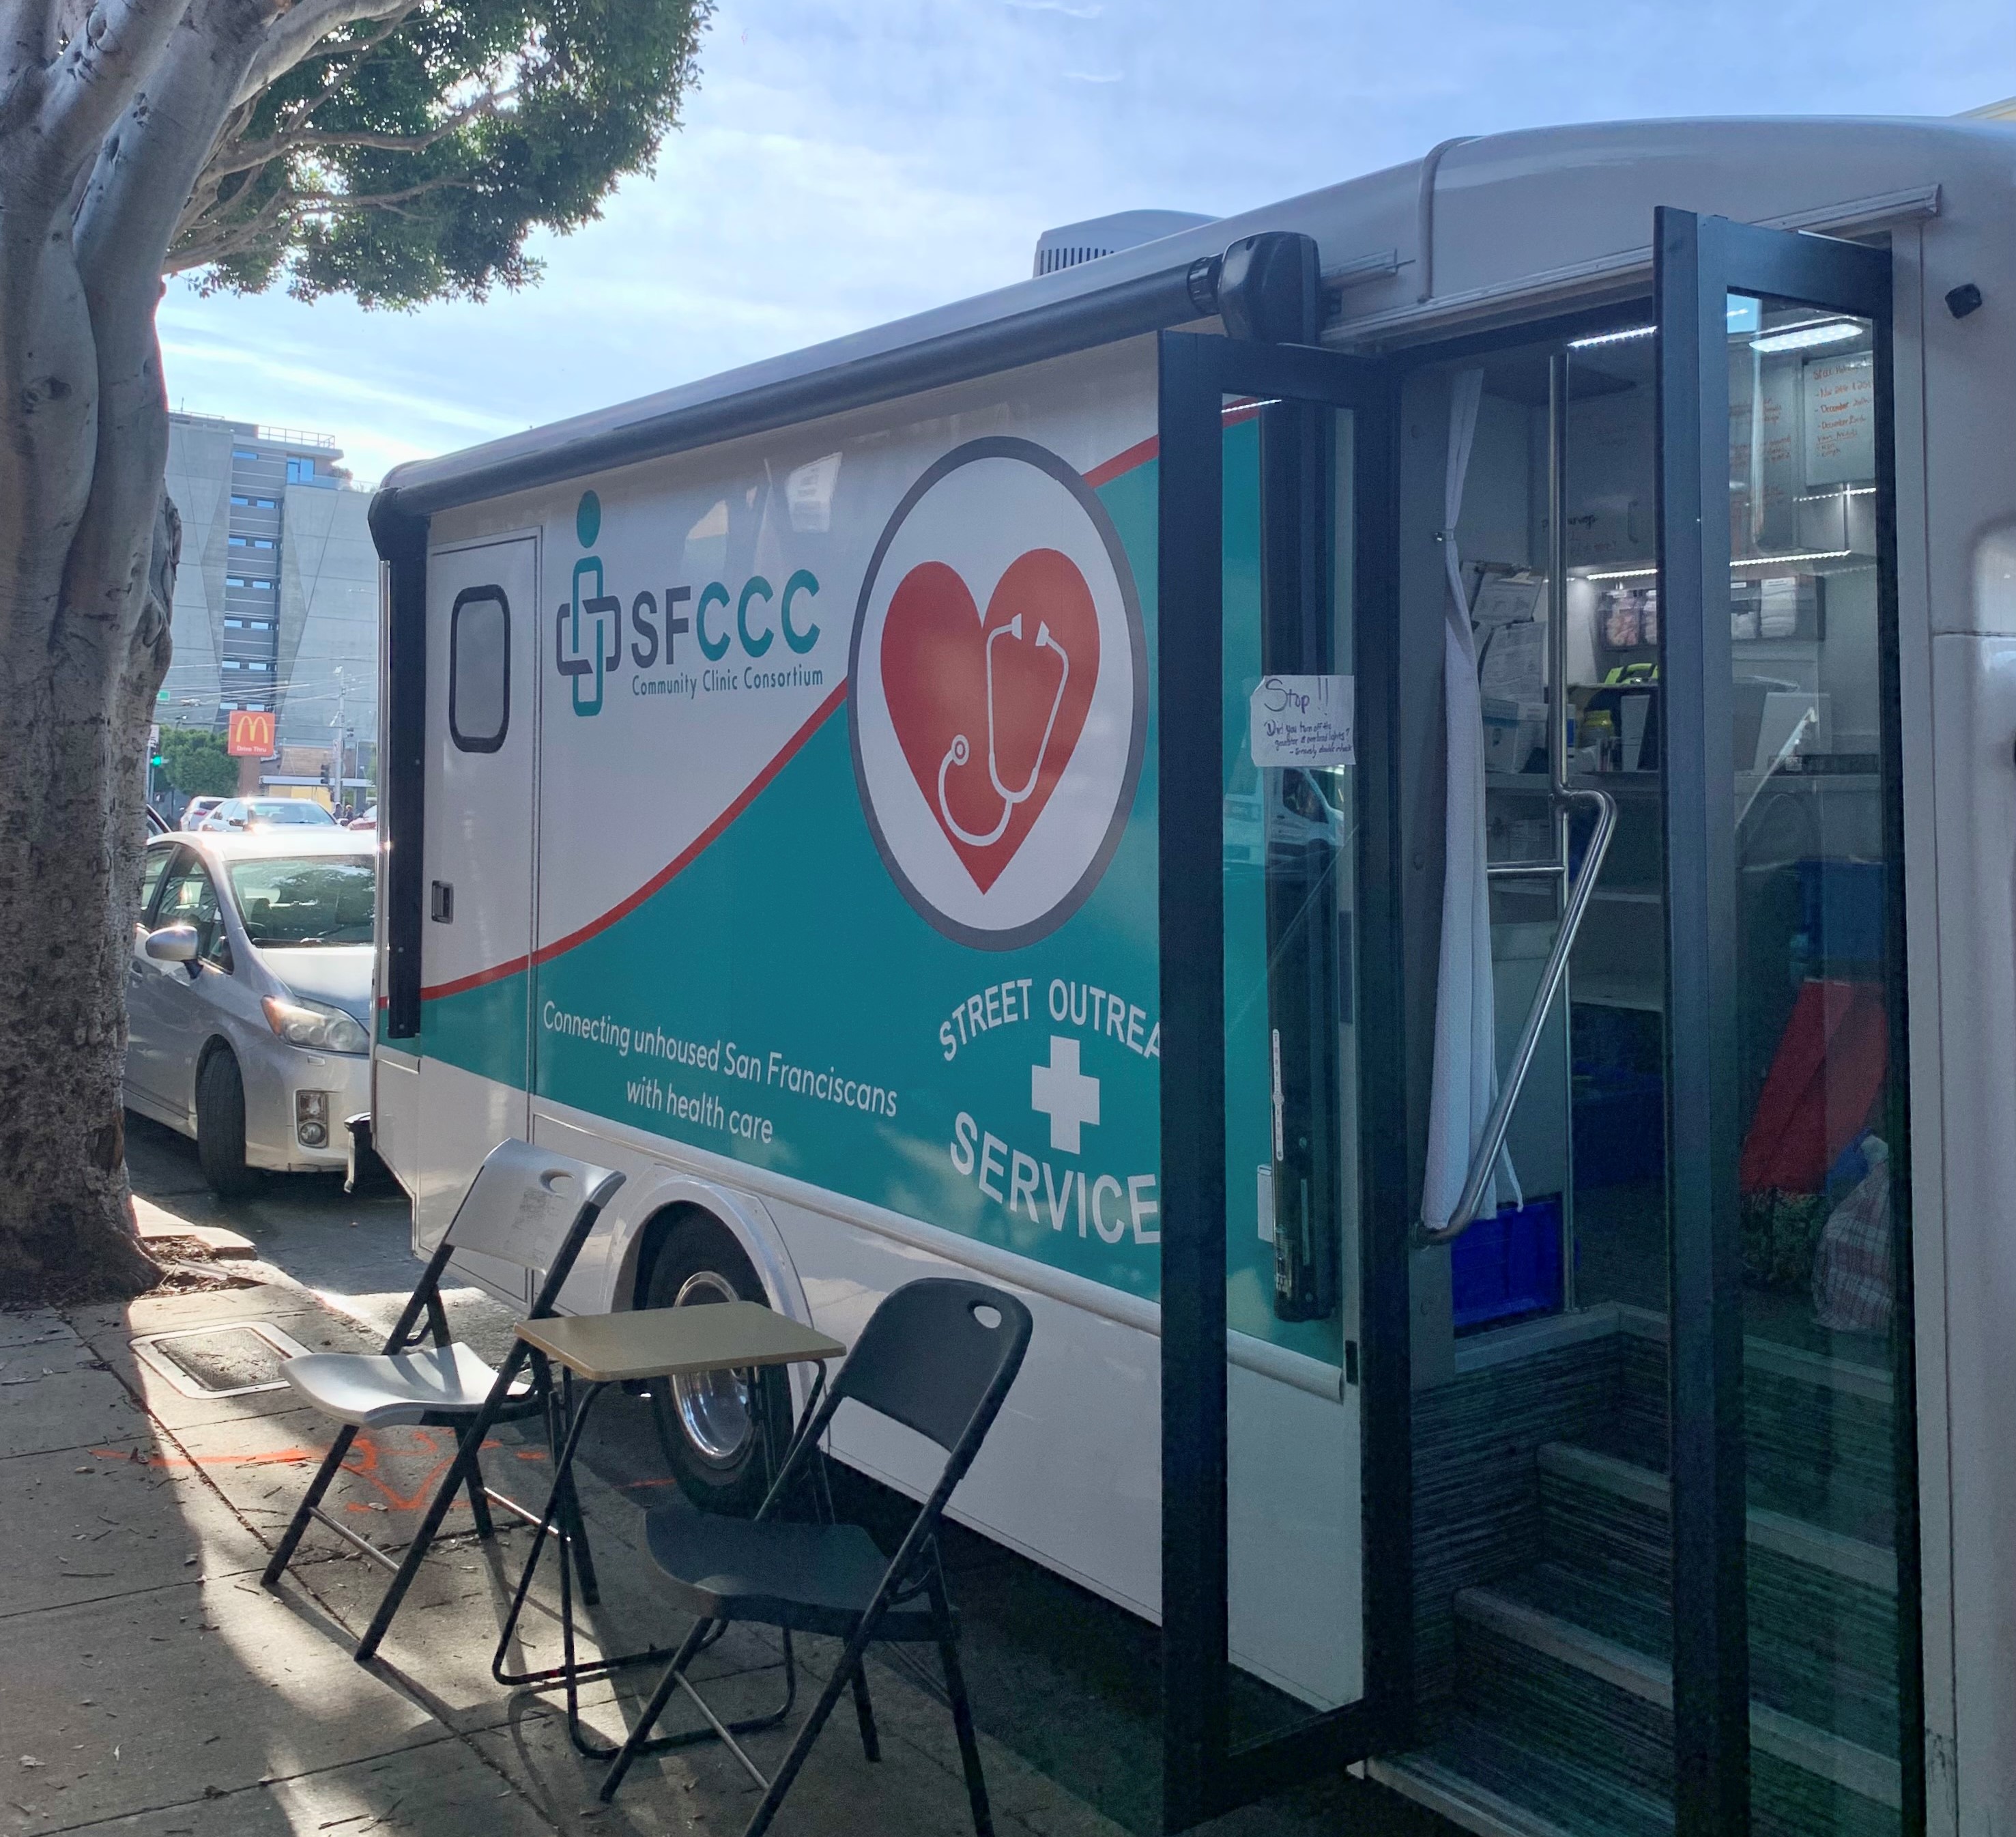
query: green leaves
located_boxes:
[174,0,712,309]
[156,726,240,799]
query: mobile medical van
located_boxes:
[367,116,2015,1837]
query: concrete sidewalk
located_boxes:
[2,1257,1134,1836]
[5,1135,1453,1837]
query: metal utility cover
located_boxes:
[130,1320,315,1397]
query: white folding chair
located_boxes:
[259,1138,623,1661]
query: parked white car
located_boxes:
[124,829,374,1195]
[197,797,339,832]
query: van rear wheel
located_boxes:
[642,1216,791,1517]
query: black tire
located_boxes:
[642,1213,792,1516]
[195,1049,259,1199]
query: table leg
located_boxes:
[485,1369,796,1762]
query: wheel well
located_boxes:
[193,1036,237,1087]
[630,1202,753,1310]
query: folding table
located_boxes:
[491,1300,845,1755]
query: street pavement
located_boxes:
[0,1116,1454,1837]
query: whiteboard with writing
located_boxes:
[1250,674,1355,769]
[1803,350,1875,487]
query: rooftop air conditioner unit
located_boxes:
[1032,209,1215,279]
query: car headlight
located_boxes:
[261,993,370,1055]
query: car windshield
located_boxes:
[248,801,336,826]
[228,856,375,946]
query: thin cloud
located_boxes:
[150,0,2005,481]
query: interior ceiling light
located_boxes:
[1568,326,1656,350]
[1582,548,1855,584]
[1752,321,1864,354]
[1731,547,1853,567]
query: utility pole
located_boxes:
[332,668,349,812]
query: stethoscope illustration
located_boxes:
[936,614,1071,847]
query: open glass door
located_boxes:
[1655,213,1919,1835]
[1157,331,1410,1829]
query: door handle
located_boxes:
[430,880,454,924]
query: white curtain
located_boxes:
[1421,368,1518,1233]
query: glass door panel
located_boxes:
[1720,291,1909,1837]
[1654,211,1915,1837]
[1157,330,1407,1831]
[1390,336,1682,1837]
[1221,394,1362,1741]
[1560,323,1671,1318]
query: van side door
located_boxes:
[410,535,541,1286]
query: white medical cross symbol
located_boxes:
[1030,1034,1099,1155]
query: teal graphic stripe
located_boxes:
[417,453,1343,1363]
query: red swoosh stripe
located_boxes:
[1084,436,1157,489]
[419,429,1162,1005]
[420,679,848,1000]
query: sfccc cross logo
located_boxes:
[850,437,1147,950]
[556,490,620,716]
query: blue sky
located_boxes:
[156,0,2013,484]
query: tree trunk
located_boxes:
[0,492,177,1305]
[0,0,283,1307]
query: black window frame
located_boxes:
[139,841,178,925]
[448,583,511,754]
[1653,208,1911,1837]
[1156,329,1411,1830]
[154,847,229,966]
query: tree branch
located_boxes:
[163,176,291,267]
[168,0,418,259]
[205,80,514,178]
[290,173,470,210]
[285,0,407,67]
[167,169,474,272]
[33,0,192,199]
[61,0,273,650]
[73,0,272,296]
[262,3,410,128]
[0,0,57,96]
[230,0,408,106]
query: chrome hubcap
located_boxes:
[668,1270,753,1467]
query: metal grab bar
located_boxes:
[1416,783,1617,1247]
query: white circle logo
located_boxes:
[849,438,1147,950]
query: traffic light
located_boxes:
[319,763,330,786]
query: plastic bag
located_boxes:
[1812,1137,1892,1333]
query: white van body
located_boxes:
[371,117,2016,1836]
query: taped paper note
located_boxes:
[1250,674,1355,769]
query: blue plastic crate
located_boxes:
[1452,1195,1564,1333]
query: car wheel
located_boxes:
[195,1050,259,1199]
[643,1214,792,1516]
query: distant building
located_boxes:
[157,413,378,804]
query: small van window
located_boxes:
[450,585,509,752]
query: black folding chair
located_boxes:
[599,1277,1033,1834]
[259,1137,624,1662]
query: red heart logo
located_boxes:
[880,548,1100,892]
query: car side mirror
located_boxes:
[145,924,199,964]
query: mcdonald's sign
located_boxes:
[227,709,276,758]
